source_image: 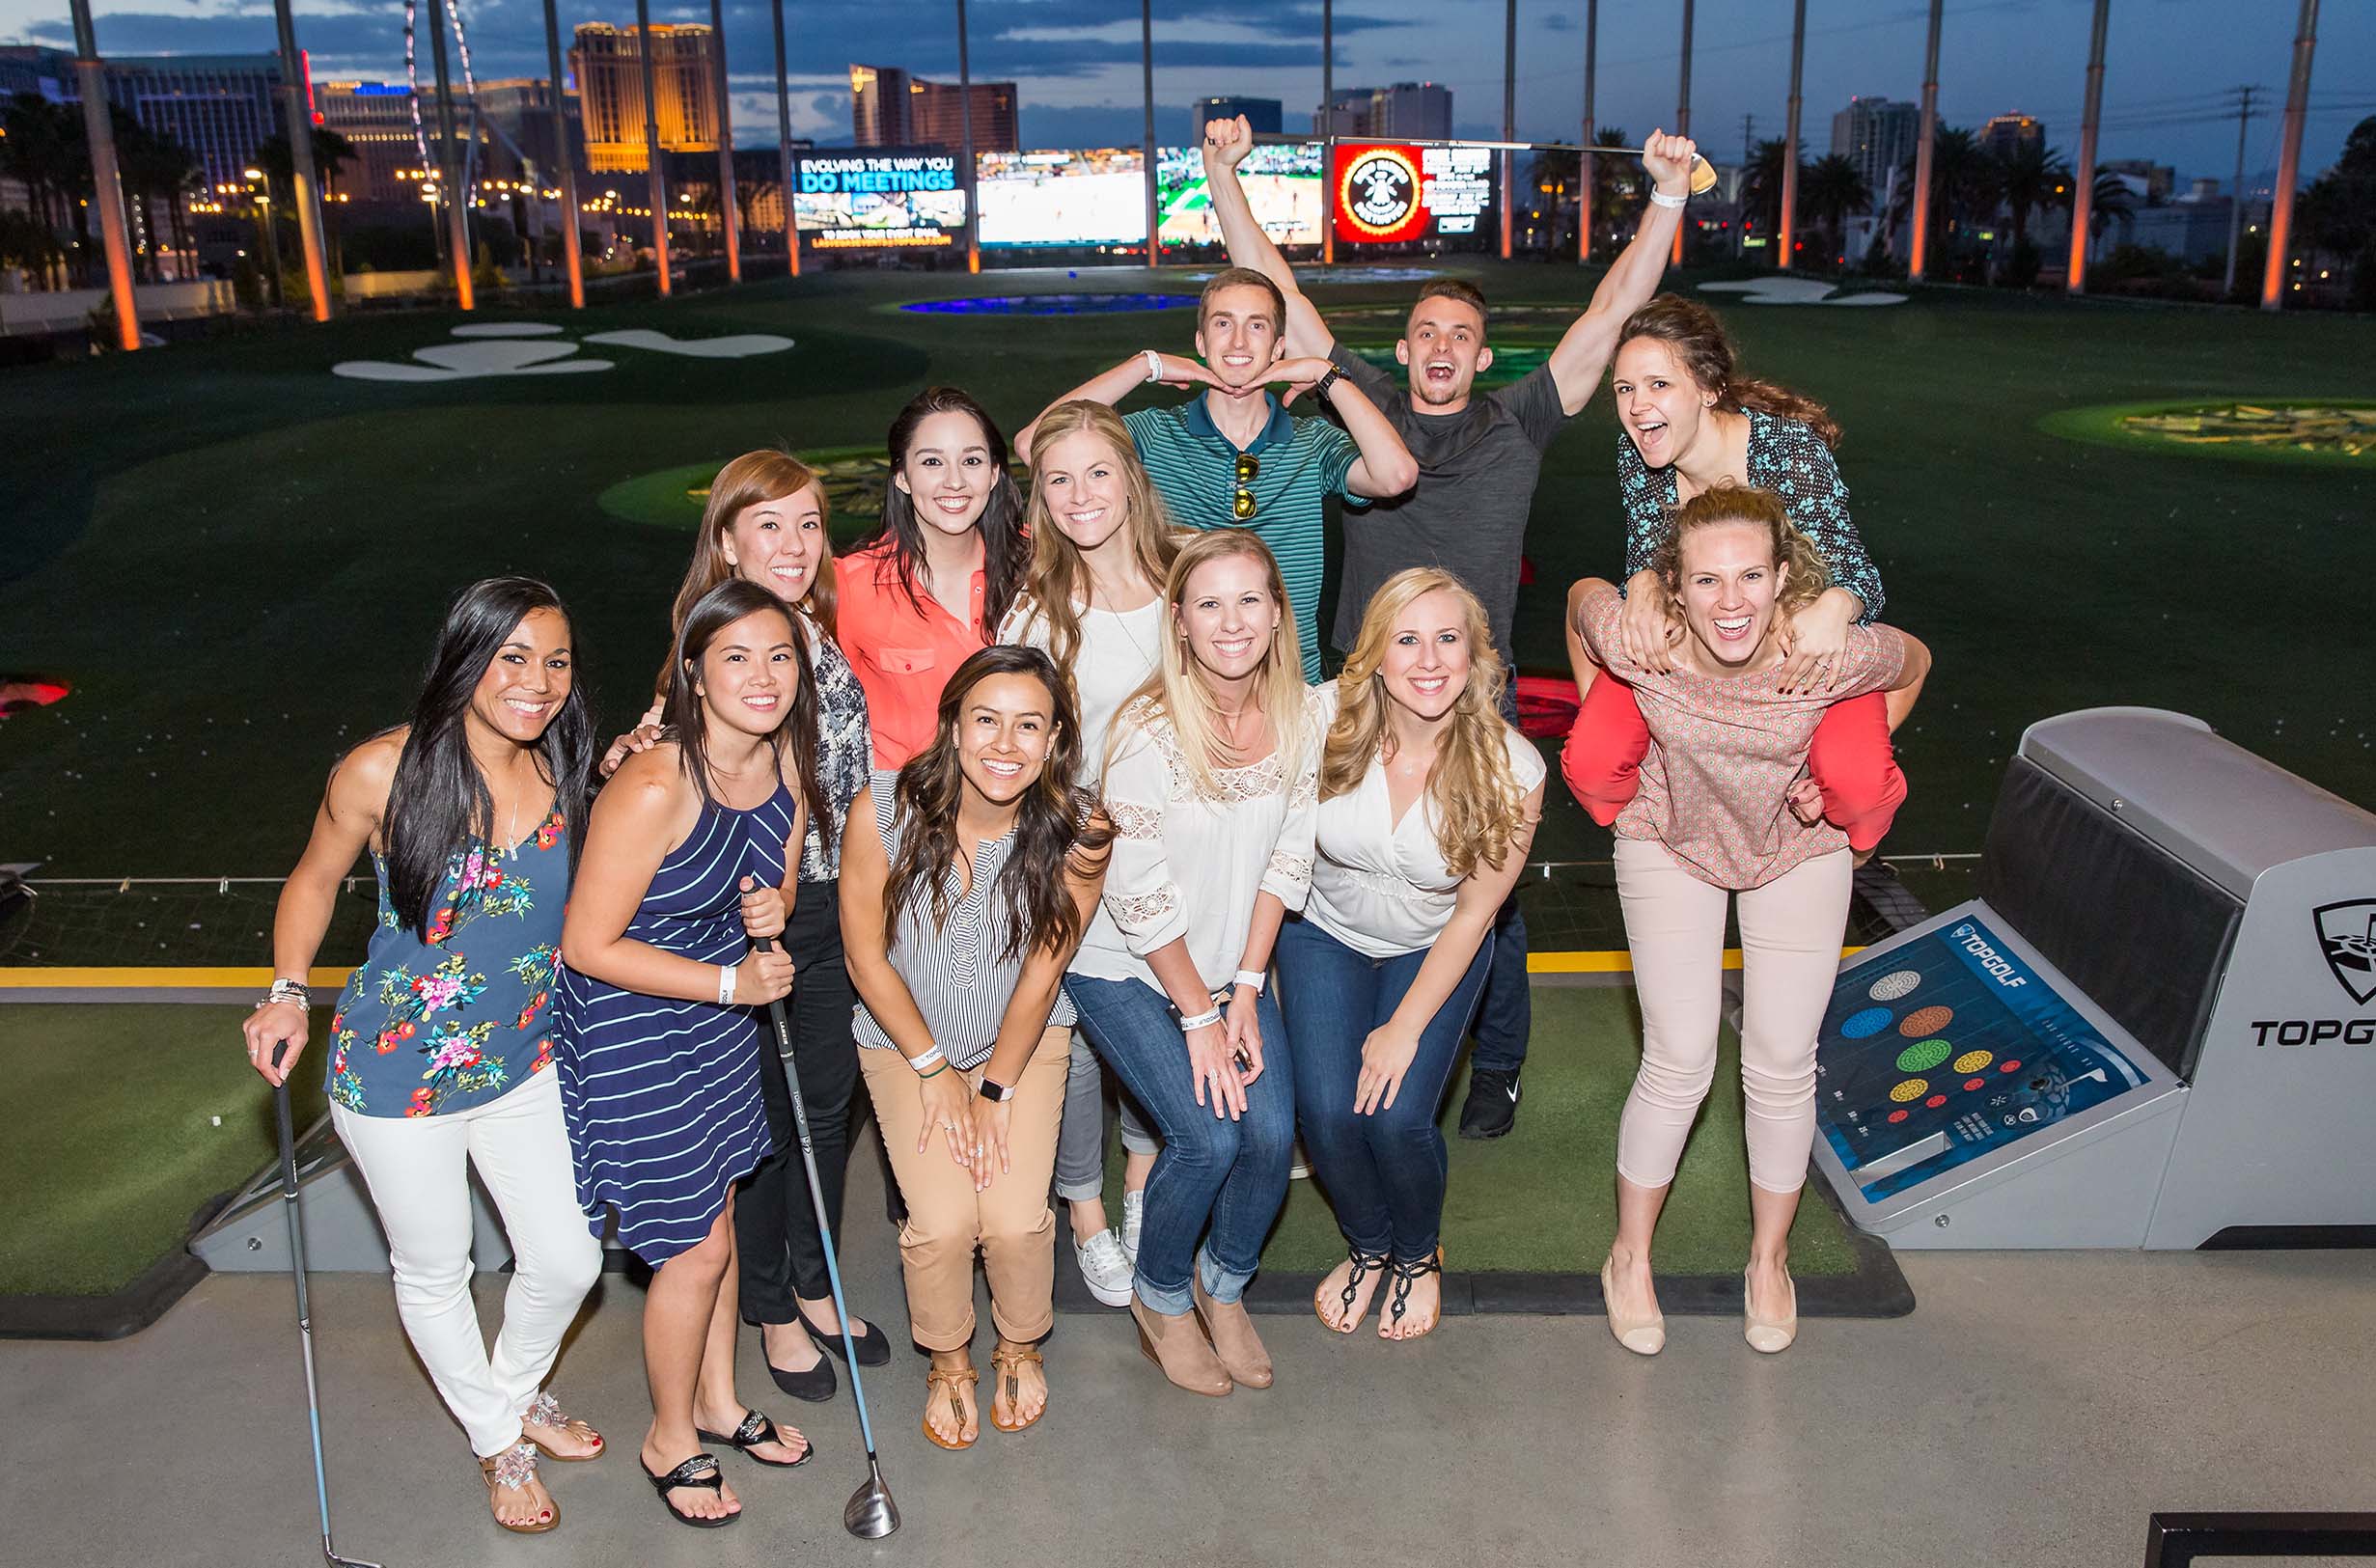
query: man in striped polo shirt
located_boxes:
[1019,267,1417,679]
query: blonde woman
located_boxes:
[1063,531,1321,1397]
[999,399,1180,1308]
[1278,569,1544,1342]
[1567,483,1929,1357]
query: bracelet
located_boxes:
[717,964,737,1006]
[264,977,311,1007]
[1142,348,1165,384]
[906,1047,946,1074]
[917,1059,950,1080]
[1648,187,1688,209]
[1232,969,1266,995]
[1177,1004,1224,1032]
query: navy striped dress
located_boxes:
[558,782,793,1265]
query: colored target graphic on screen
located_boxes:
[1900,1004,1956,1036]
[1894,1039,1952,1073]
[1890,1079,1929,1102]
[1840,1007,1893,1038]
[1868,970,1922,1002]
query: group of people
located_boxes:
[239,120,1930,1535]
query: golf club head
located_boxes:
[844,1459,900,1539]
[1687,153,1719,195]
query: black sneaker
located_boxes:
[1458,1067,1521,1140]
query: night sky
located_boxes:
[6,0,2370,186]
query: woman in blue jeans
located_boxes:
[1064,531,1321,1397]
[1278,569,1544,1341]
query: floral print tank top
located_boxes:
[326,810,568,1117]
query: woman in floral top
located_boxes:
[602,450,888,1401]
[242,578,606,1536]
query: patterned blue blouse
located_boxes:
[326,810,567,1118]
[1616,407,1887,621]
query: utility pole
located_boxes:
[1577,0,1595,263]
[1780,0,1804,270]
[427,0,477,309]
[2260,0,2317,312]
[543,0,585,304]
[2222,85,2260,298]
[66,0,141,348]
[270,0,333,319]
[1142,0,1158,267]
[709,0,738,282]
[634,0,669,295]
[1909,0,1943,281]
[1500,0,1516,260]
[957,0,979,273]
[1739,113,1755,260]
[771,0,797,276]
[1671,0,1693,266]
[1321,0,1335,265]
[2065,0,2111,293]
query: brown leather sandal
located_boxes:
[922,1363,980,1451]
[481,1443,559,1534]
[520,1390,605,1462]
[987,1343,1046,1434]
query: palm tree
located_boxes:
[1740,136,1802,240]
[115,119,203,283]
[1585,124,1636,247]
[1994,140,2073,257]
[2081,168,2134,253]
[2,93,77,287]
[256,125,358,278]
[1800,152,1871,262]
[1892,125,1998,269]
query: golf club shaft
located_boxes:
[1244,129,1714,191]
[752,940,882,1460]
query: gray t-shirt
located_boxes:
[1326,343,1570,666]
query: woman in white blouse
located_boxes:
[1064,530,1321,1398]
[1278,570,1544,1342]
[999,400,1179,1310]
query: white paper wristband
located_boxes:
[718,964,737,1006]
[1233,969,1266,995]
[1178,1004,1224,1032]
[1143,348,1165,384]
[906,1047,946,1074]
[1649,188,1688,209]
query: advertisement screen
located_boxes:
[1331,142,1497,244]
[793,150,963,249]
[1156,142,1324,249]
[975,149,1147,248]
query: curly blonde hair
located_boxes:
[1321,569,1529,881]
[1649,481,1830,625]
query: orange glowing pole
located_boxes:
[2065,0,2110,293]
[636,0,671,295]
[2260,0,2317,313]
[1908,0,1942,282]
[1321,0,1335,265]
[1778,0,1804,270]
[771,0,798,276]
[957,0,980,273]
[1671,0,1692,266]
[1577,0,1595,263]
[271,0,333,319]
[1500,0,1515,261]
[68,0,140,350]
[425,0,476,310]
[709,0,739,282]
[541,0,584,307]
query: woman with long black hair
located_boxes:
[559,580,820,1527]
[835,386,1031,769]
[241,577,607,1536]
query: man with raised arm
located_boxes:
[1018,266,1419,682]
[1200,115,1699,1139]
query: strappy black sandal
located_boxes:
[642,1453,737,1528]
[1383,1249,1445,1341]
[695,1408,812,1469]
[1312,1247,1390,1334]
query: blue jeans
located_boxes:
[1276,918,1494,1261]
[1467,893,1531,1074]
[1064,975,1295,1315]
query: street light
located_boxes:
[245,167,286,308]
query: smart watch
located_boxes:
[977,1076,1014,1103]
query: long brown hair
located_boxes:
[658,450,836,702]
[1616,294,1843,450]
[1649,482,1831,623]
[1016,400,1180,669]
[852,386,1028,635]
[663,579,826,824]
[1321,569,1529,880]
[885,645,1114,960]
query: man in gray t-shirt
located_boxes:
[1202,116,1700,1138]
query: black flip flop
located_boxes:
[642,1453,738,1528]
[695,1408,813,1469]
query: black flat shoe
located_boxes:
[695,1409,813,1469]
[643,1454,738,1528]
[763,1345,837,1403]
[804,1312,891,1367]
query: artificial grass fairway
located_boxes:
[0,1004,327,1296]
[1103,985,1859,1279]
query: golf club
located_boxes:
[271,1042,387,1568]
[752,938,899,1540]
[1248,128,1720,193]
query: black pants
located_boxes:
[735,877,860,1323]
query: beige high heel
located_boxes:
[1600,1256,1666,1356]
[1744,1265,1798,1354]
[1131,1297,1232,1396]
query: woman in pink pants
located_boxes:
[1567,483,1929,1358]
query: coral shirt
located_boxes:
[833,536,987,769]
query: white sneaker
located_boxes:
[1073,1228,1133,1307]
[1120,1189,1145,1266]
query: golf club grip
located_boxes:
[270,1041,296,1187]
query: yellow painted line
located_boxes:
[0,966,354,990]
[1530,946,1865,975]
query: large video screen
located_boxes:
[976,149,1148,248]
[792,150,964,250]
[1156,141,1324,249]
[1331,142,1496,244]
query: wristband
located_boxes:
[264,977,311,1008]
[718,964,737,1006]
[1648,187,1688,209]
[1232,969,1266,995]
[1143,348,1165,384]
[917,1059,950,1080]
[1177,1004,1224,1032]
[906,1047,946,1074]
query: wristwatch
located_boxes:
[1313,366,1343,403]
[977,1076,1014,1103]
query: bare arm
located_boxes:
[837,797,940,1060]
[1202,115,1335,360]
[1272,356,1418,497]
[1017,353,1225,454]
[1547,130,1698,414]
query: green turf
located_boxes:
[1101,985,1860,1278]
[0,1004,327,1296]
[4,264,2373,898]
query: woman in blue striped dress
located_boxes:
[559,580,816,1528]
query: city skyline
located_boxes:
[3,0,2370,187]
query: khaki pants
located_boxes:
[859,1026,1068,1351]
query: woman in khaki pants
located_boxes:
[841,646,1113,1448]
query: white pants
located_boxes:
[1614,839,1854,1196]
[331,1068,602,1458]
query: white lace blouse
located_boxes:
[1067,689,1324,996]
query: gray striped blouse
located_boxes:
[850,772,1076,1071]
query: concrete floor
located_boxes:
[6,1137,2372,1568]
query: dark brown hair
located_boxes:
[664,579,826,829]
[851,386,1027,636]
[1198,265,1286,334]
[1616,294,1843,450]
[656,450,836,704]
[1410,277,1490,339]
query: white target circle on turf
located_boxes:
[1867,970,1922,1002]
